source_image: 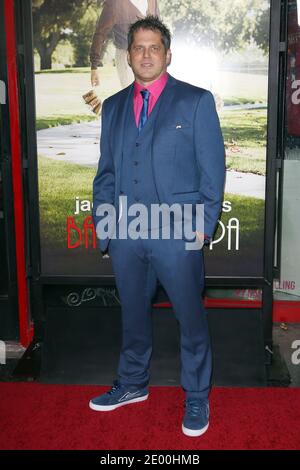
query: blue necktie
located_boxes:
[138,89,150,132]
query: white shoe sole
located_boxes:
[182,422,209,437]
[89,393,149,411]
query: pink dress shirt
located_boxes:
[133,72,169,127]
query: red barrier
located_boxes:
[4,0,33,347]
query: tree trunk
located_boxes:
[37,31,61,70]
[40,49,52,70]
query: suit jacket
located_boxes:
[93,74,225,252]
[90,0,159,69]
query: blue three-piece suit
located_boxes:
[93,74,225,399]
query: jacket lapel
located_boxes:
[152,74,177,136]
[111,84,134,192]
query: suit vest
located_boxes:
[119,96,161,233]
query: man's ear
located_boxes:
[127,50,132,68]
[166,49,172,66]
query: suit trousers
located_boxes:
[108,234,212,400]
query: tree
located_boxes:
[251,6,270,54]
[159,0,270,54]
[32,0,102,70]
[70,7,99,67]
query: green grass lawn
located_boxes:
[221,109,267,148]
[36,114,96,130]
[220,108,267,175]
[39,156,264,247]
[34,65,121,117]
[39,156,95,246]
[35,67,91,74]
[223,97,265,106]
[225,153,266,175]
[215,71,267,103]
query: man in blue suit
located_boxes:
[90,16,225,437]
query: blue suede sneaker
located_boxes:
[182,398,209,437]
[89,380,149,411]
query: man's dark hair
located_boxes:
[127,15,171,51]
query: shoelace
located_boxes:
[184,400,209,418]
[108,380,122,395]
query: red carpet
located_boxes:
[0,383,299,450]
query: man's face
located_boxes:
[127,28,171,85]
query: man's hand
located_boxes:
[196,231,210,247]
[195,231,205,243]
[91,69,100,87]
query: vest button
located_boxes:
[136,142,140,147]
[134,179,138,184]
[134,161,138,166]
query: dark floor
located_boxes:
[0,324,299,386]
